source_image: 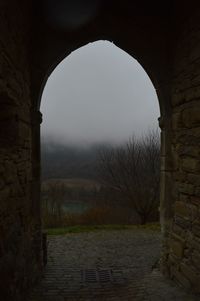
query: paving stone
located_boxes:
[28,229,199,300]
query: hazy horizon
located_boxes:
[41,40,160,147]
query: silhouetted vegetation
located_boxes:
[42,131,160,227]
[41,140,100,179]
[97,131,160,224]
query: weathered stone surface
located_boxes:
[1,0,200,299]
[178,144,200,158]
[187,173,200,186]
[174,171,187,182]
[172,223,185,237]
[175,201,188,216]
[182,106,200,128]
[195,187,200,197]
[29,232,199,301]
[172,93,186,107]
[192,224,200,238]
[192,251,200,270]
[179,193,190,203]
[182,157,200,173]
[175,201,189,219]
[170,238,185,258]
[179,183,194,195]
[170,267,191,289]
[172,112,183,129]
[190,196,200,206]
[189,238,200,254]
[180,263,200,290]
[0,186,10,201]
[175,201,199,222]
[0,2,42,301]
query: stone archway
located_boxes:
[32,11,174,280]
[1,1,200,300]
[38,40,173,227]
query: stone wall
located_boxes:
[0,2,43,300]
[0,1,200,300]
[164,5,200,292]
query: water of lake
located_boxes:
[63,200,92,214]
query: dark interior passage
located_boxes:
[1,1,200,300]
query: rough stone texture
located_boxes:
[164,4,200,292]
[1,0,200,300]
[29,230,199,301]
[0,2,43,301]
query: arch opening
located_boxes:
[41,40,160,224]
[2,2,200,298]
[34,40,165,299]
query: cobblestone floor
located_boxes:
[29,229,199,301]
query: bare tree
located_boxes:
[43,181,66,223]
[97,130,160,224]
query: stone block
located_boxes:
[190,238,200,252]
[172,111,183,129]
[168,253,179,265]
[190,40,200,61]
[180,263,200,288]
[178,145,200,158]
[192,251,200,270]
[185,86,200,102]
[189,127,200,138]
[179,183,194,195]
[0,102,18,121]
[170,238,185,258]
[190,196,200,206]
[0,178,5,190]
[0,165,5,174]
[10,182,23,197]
[172,223,184,236]
[172,93,186,107]
[18,121,30,139]
[175,201,190,219]
[195,187,200,197]
[183,248,191,258]
[171,266,191,289]
[0,186,10,201]
[175,201,199,222]
[182,106,200,128]
[174,171,187,182]
[182,157,200,173]
[192,224,200,238]
[188,173,200,186]
[175,215,191,229]
[4,161,16,183]
[179,193,189,203]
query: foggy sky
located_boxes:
[41,40,160,146]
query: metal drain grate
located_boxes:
[99,269,113,282]
[82,269,113,283]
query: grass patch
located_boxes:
[46,223,160,235]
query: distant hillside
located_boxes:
[41,141,101,180]
[42,178,100,191]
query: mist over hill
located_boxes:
[41,138,106,180]
[41,128,159,180]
